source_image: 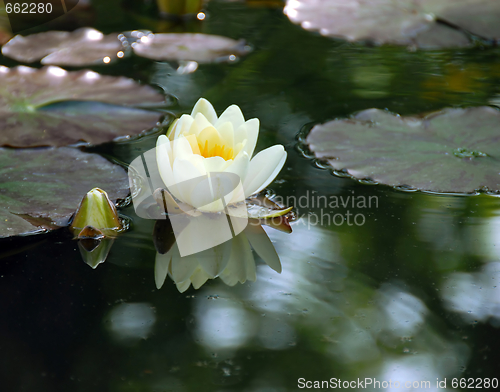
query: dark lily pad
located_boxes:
[1,28,125,66]
[0,147,129,238]
[132,33,251,63]
[0,65,165,147]
[284,0,500,48]
[306,106,500,194]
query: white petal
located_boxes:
[222,152,249,206]
[220,232,255,285]
[155,250,173,289]
[202,156,231,173]
[173,158,204,205]
[173,114,195,139]
[171,252,199,283]
[245,224,282,273]
[241,118,259,158]
[233,123,247,147]
[191,98,218,124]
[157,134,173,167]
[189,176,223,211]
[183,152,206,174]
[157,134,171,148]
[157,136,179,198]
[224,151,249,181]
[176,279,192,293]
[218,121,234,148]
[193,112,214,132]
[197,240,232,278]
[190,268,211,289]
[171,136,196,160]
[243,145,287,197]
[215,104,245,130]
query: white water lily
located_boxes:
[156,98,287,212]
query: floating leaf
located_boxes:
[306,106,500,194]
[132,33,250,63]
[1,28,125,65]
[246,194,294,233]
[284,0,500,48]
[0,147,129,238]
[0,66,164,147]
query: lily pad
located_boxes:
[306,106,500,194]
[1,28,125,66]
[284,0,500,48]
[0,147,129,238]
[0,65,165,147]
[132,33,251,63]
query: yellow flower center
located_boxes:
[183,128,241,161]
[197,140,235,160]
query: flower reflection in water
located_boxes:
[155,219,282,292]
[441,262,500,326]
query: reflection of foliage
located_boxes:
[0,0,12,45]
[156,0,205,16]
[421,62,497,104]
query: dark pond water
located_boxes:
[1,1,500,391]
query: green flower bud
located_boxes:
[70,188,121,238]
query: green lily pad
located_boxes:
[284,0,500,48]
[306,106,500,194]
[1,28,125,66]
[0,65,165,147]
[0,147,129,238]
[132,33,251,63]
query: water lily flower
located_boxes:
[156,98,287,212]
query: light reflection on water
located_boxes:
[442,262,500,327]
[176,220,471,384]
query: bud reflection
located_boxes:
[78,238,115,269]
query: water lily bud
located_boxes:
[70,188,121,238]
